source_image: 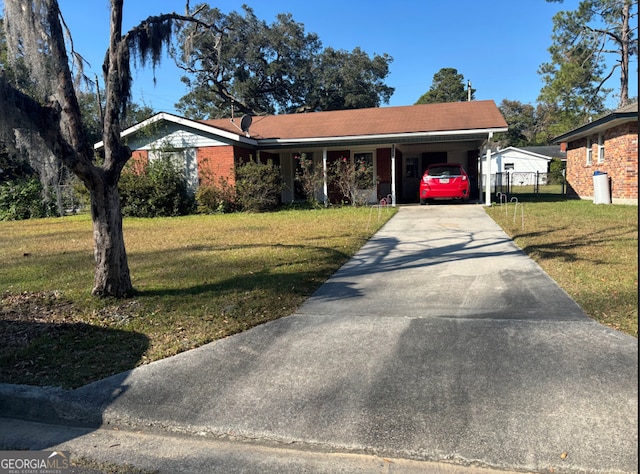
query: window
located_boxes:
[586,137,593,165]
[406,157,418,178]
[504,163,515,171]
[597,133,605,163]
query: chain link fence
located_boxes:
[487,172,567,197]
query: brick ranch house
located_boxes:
[98,101,508,205]
[553,102,638,205]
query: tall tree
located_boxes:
[541,0,637,121]
[0,0,214,297]
[496,100,541,147]
[415,68,475,104]
[305,47,394,112]
[177,5,318,117]
[175,5,393,118]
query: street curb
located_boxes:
[0,383,101,427]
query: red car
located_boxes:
[419,163,470,204]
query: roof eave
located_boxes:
[256,127,508,148]
[552,113,638,144]
[490,147,553,160]
[94,112,258,150]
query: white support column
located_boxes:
[322,148,328,207]
[391,144,397,207]
[484,132,493,206]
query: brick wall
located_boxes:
[129,150,149,174]
[196,146,237,186]
[565,121,638,202]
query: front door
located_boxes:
[402,157,420,202]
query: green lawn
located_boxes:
[1,199,636,389]
[485,197,638,337]
[0,206,395,388]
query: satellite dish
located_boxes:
[240,114,252,134]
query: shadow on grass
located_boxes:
[0,319,149,389]
[512,224,637,264]
[130,242,353,298]
[493,193,578,203]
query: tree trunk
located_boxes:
[619,0,630,107]
[90,176,133,297]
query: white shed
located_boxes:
[482,146,563,186]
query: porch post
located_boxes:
[484,132,493,206]
[322,148,328,207]
[391,144,397,207]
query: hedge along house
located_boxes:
[553,102,638,205]
[98,101,508,206]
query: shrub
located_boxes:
[196,176,237,214]
[0,178,52,220]
[548,158,566,185]
[235,159,282,212]
[294,153,324,207]
[119,157,195,217]
[328,156,376,206]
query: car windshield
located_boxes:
[426,166,461,177]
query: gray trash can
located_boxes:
[593,171,611,204]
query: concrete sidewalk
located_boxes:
[1,205,637,473]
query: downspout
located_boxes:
[391,144,397,206]
[323,148,328,207]
[484,132,493,206]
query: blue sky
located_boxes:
[49,0,637,114]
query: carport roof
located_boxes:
[201,100,508,141]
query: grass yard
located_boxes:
[0,206,396,388]
[1,199,636,389]
[485,196,638,337]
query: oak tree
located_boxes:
[0,0,216,297]
[175,5,393,118]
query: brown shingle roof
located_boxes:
[200,100,507,140]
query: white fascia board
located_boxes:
[94,112,258,150]
[492,147,552,161]
[257,127,509,146]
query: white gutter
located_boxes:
[256,127,508,146]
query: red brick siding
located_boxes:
[129,150,149,174]
[565,121,638,201]
[196,146,237,186]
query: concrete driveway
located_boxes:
[1,204,637,473]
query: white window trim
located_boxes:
[597,133,605,163]
[586,137,593,165]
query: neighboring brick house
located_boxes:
[553,102,638,205]
[98,101,508,205]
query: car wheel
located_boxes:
[420,198,427,205]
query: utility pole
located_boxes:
[467,80,472,102]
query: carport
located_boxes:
[244,101,507,205]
